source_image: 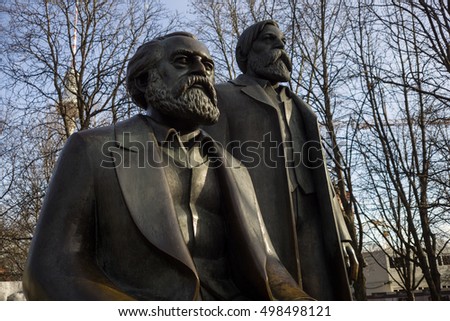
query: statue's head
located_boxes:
[236,20,292,84]
[126,32,219,127]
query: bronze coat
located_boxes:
[23,114,299,300]
[206,75,352,300]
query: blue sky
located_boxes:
[165,0,190,14]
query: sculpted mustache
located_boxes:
[268,50,293,72]
[174,76,217,104]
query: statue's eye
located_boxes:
[263,34,275,41]
[173,55,189,65]
[203,61,214,72]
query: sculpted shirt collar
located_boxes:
[144,114,209,168]
[144,114,202,147]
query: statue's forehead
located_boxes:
[162,36,211,57]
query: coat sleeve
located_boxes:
[23,133,134,300]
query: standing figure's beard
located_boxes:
[247,49,292,83]
[145,70,220,126]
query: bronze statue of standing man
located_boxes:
[208,20,358,300]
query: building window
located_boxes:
[437,255,450,266]
[442,255,450,265]
[389,257,405,269]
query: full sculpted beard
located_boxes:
[145,71,220,126]
[248,49,292,83]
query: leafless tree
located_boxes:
[348,0,450,300]
[0,0,176,279]
[392,0,450,74]
[1,0,176,137]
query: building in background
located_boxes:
[364,248,450,300]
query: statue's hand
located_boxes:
[342,241,358,282]
[266,256,316,301]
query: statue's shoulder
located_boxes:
[112,114,146,132]
[77,123,114,137]
[71,115,145,147]
[215,74,250,91]
[215,81,238,93]
[215,79,248,103]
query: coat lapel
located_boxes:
[111,115,199,293]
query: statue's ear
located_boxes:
[236,46,247,73]
[236,47,245,63]
[134,74,148,93]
